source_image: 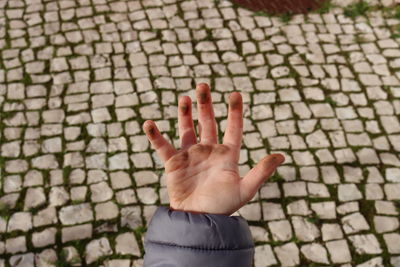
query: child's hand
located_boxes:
[143,83,284,215]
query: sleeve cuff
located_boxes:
[144,206,254,250]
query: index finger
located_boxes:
[143,120,177,163]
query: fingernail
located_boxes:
[148,126,155,136]
[273,154,285,165]
[181,104,189,115]
[199,92,208,104]
[268,154,284,167]
[230,98,240,110]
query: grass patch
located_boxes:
[22,72,32,85]
[306,215,322,227]
[391,24,400,39]
[359,200,375,226]
[0,202,12,220]
[354,34,368,43]
[254,10,270,17]
[394,5,400,20]
[55,250,70,267]
[288,68,300,79]
[71,240,87,255]
[1,111,18,120]
[133,225,147,236]
[315,0,333,14]
[0,154,5,174]
[268,172,285,183]
[392,33,400,39]
[343,0,370,18]
[325,96,337,106]
[63,165,73,181]
[394,200,400,213]
[280,12,293,23]
[132,225,147,257]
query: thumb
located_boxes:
[240,154,285,203]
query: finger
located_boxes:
[240,154,285,203]
[223,92,243,160]
[196,83,218,144]
[143,120,177,163]
[178,96,197,150]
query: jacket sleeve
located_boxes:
[143,206,254,267]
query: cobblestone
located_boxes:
[0,0,400,265]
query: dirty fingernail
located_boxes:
[181,104,189,115]
[148,126,155,136]
[230,97,240,110]
[199,92,208,104]
[273,154,285,165]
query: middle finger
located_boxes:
[196,83,218,145]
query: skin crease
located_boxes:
[143,83,285,216]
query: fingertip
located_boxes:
[230,91,242,97]
[229,91,243,110]
[196,83,209,90]
[196,84,210,104]
[179,95,191,104]
[178,95,186,102]
[263,154,285,171]
[178,96,191,115]
[143,120,152,129]
[143,120,155,134]
[271,153,285,165]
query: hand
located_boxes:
[142,83,285,216]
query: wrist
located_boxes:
[169,205,234,216]
[169,205,206,215]
[169,202,211,214]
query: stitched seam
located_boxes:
[147,240,254,251]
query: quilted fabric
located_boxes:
[143,206,254,267]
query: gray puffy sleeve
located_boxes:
[143,206,254,267]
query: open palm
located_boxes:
[143,83,284,215]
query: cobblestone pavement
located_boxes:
[1,0,400,266]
